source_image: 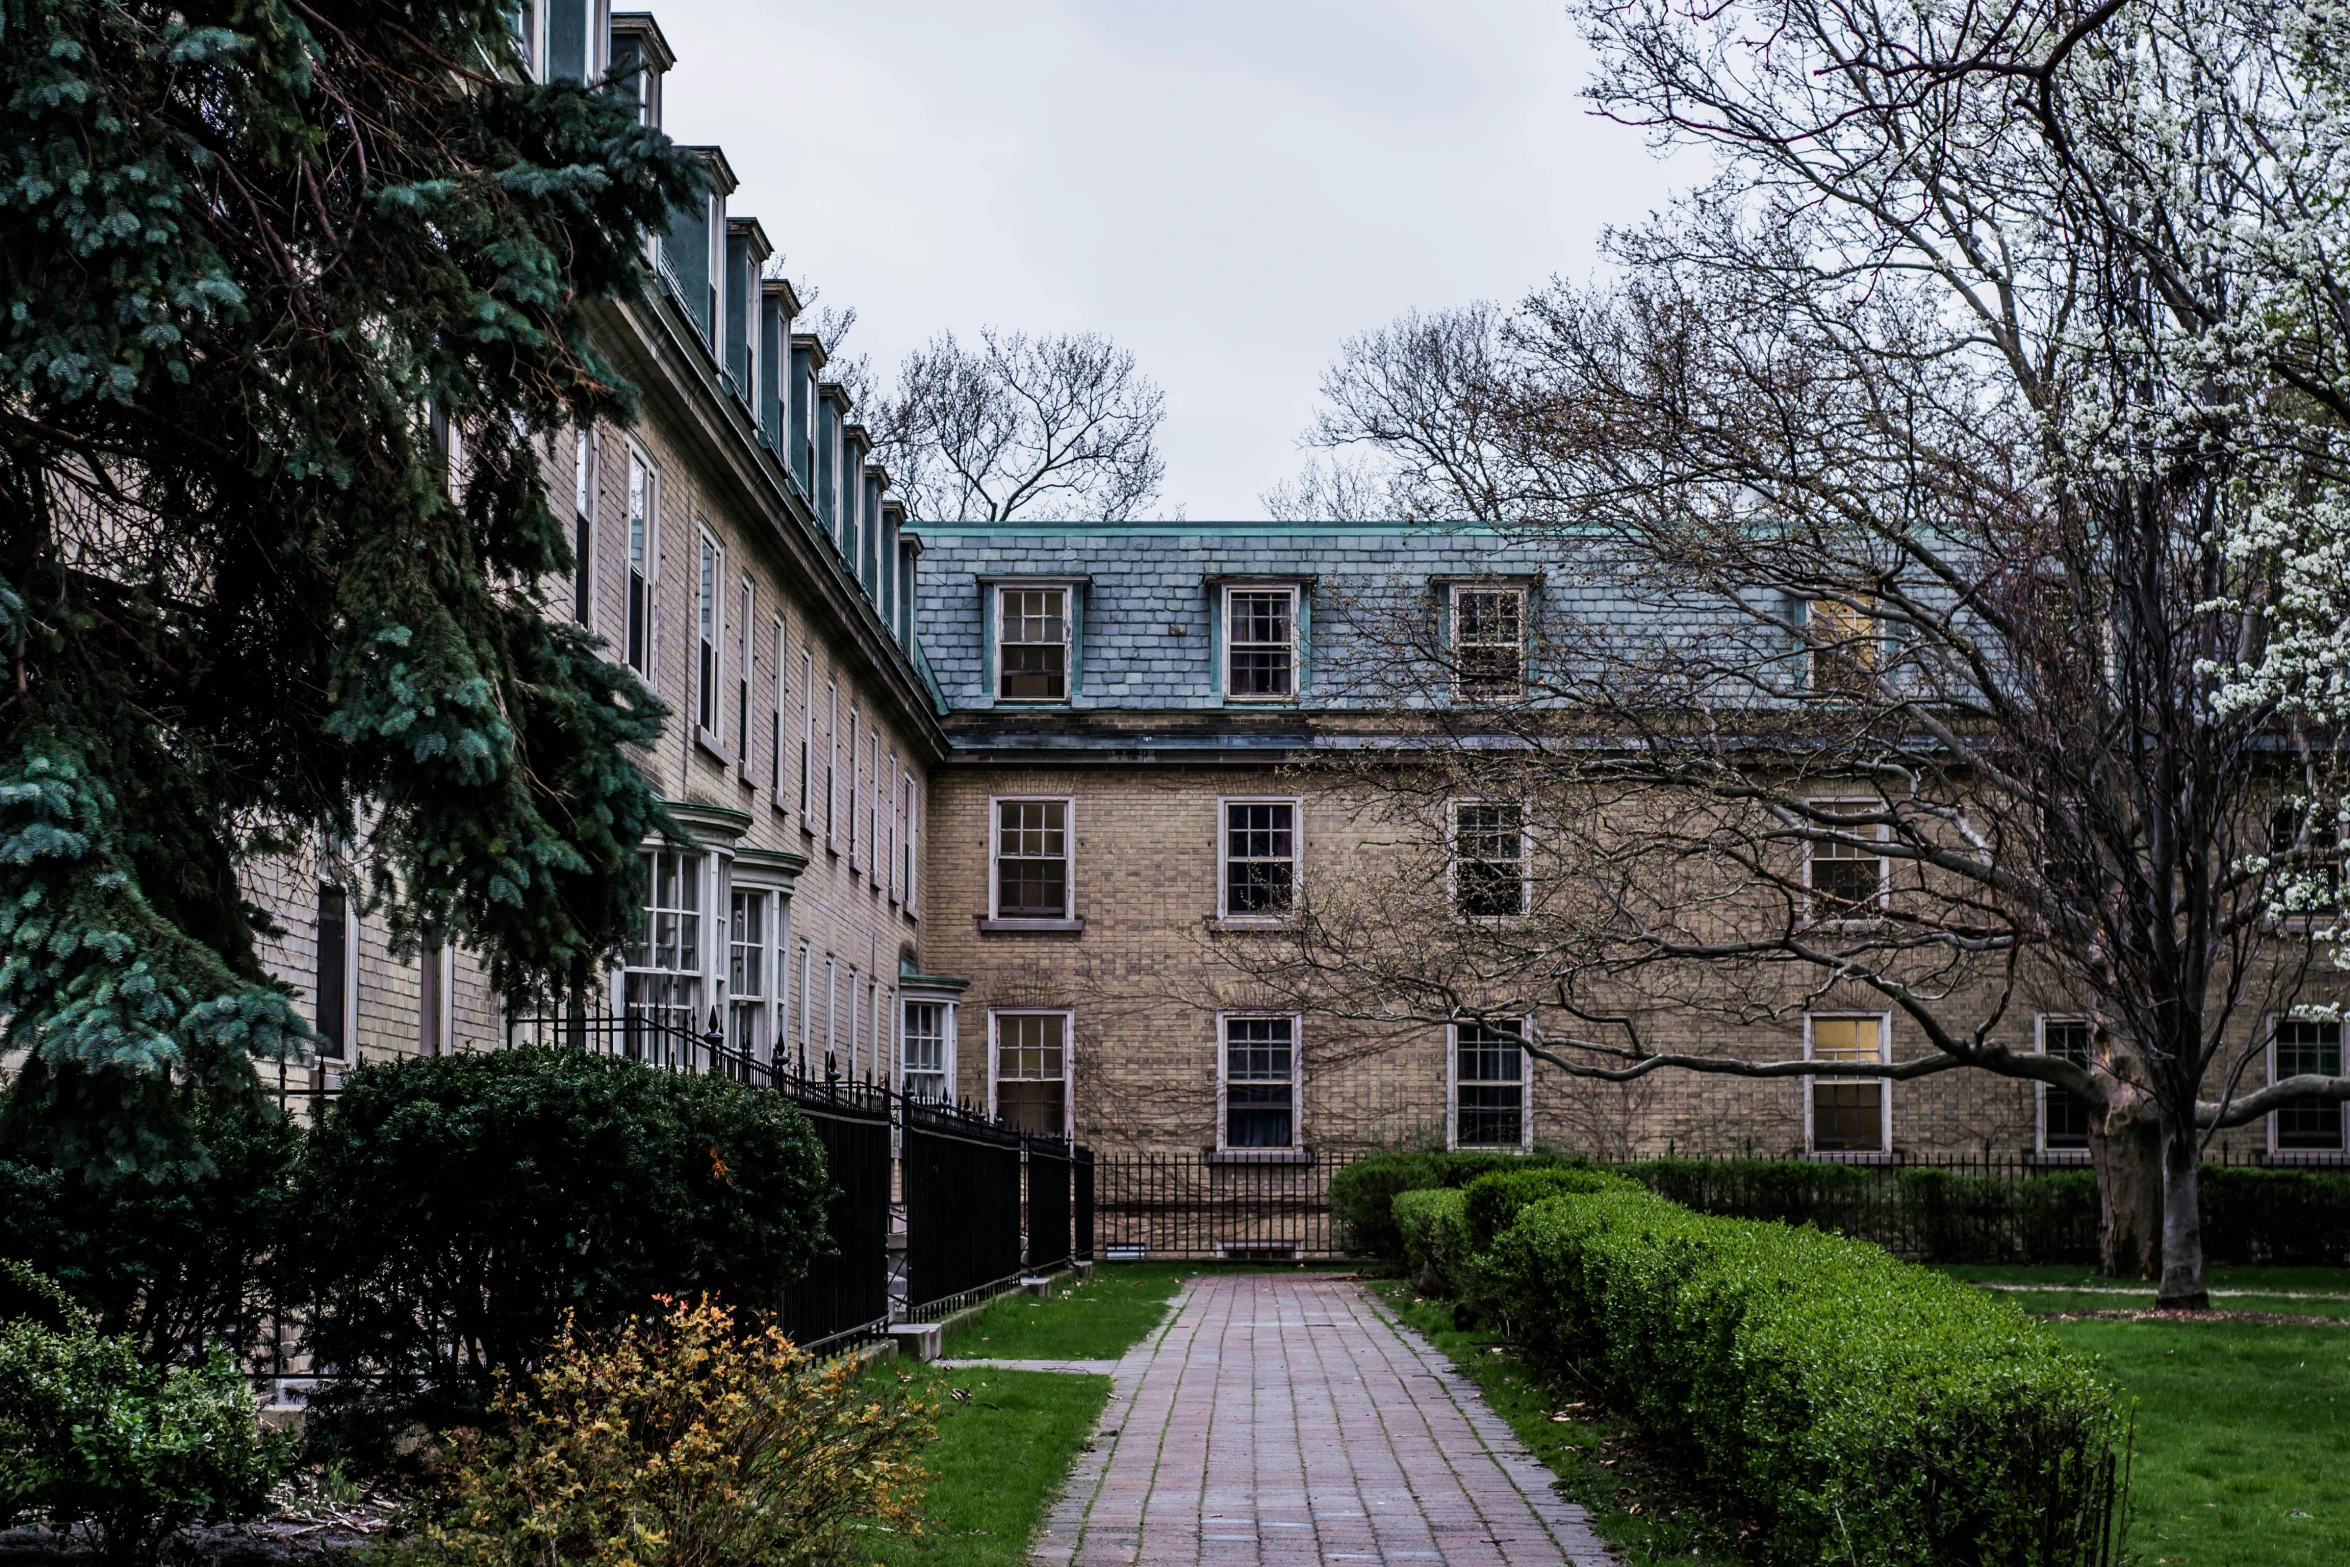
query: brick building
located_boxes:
[238,5,2342,1172]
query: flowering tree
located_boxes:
[1242,0,2350,1304]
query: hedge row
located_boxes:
[1408,1173,2124,1566]
[1338,1149,2350,1265]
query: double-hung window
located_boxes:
[571,426,594,625]
[695,531,722,739]
[799,649,814,818]
[1226,585,1298,699]
[825,682,839,847]
[1807,597,1878,695]
[993,1011,1069,1134]
[314,883,351,1061]
[1806,802,1888,919]
[1452,802,1528,918]
[626,849,704,1047]
[2039,1017,2093,1153]
[734,577,753,763]
[846,706,860,861]
[2273,1019,2346,1153]
[1807,1015,1889,1154]
[1452,1021,1527,1148]
[728,889,767,1064]
[1222,1015,1297,1149]
[998,586,1070,701]
[993,799,1071,920]
[770,619,786,797]
[1221,800,1296,920]
[625,449,654,675]
[903,1001,953,1102]
[1452,585,1525,698]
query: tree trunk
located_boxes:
[2089,1097,2162,1279]
[2157,1128,2210,1309]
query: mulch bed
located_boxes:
[0,1494,402,1564]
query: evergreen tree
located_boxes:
[0,1,701,1175]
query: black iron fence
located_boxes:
[901,1101,1024,1316]
[1093,1154,1340,1260]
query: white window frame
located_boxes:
[988,795,1076,922]
[314,879,359,1063]
[1446,1017,1532,1151]
[794,941,813,1073]
[904,771,921,915]
[571,425,596,626]
[1217,796,1301,923]
[1804,799,1890,922]
[516,0,549,80]
[798,648,814,820]
[726,886,773,1065]
[1804,1013,1892,1158]
[825,681,840,851]
[2035,1014,2094,1158]
[624,445,655,677]
[1450,583,1527,699]
[2267,1014,2348,1158]
[695,529,723,744]
[1217,1010,1303,1153]
[988,1008,1075,1136]
[995,582,1075,703]
[770,617,787,801]
[420,943,457,1056]
[846,705,861,864]
[884,751,900,903]
[734,576,754,767]
[1222,582,1300,702]
[901,998,957,1104]
[1448,798,1531,920]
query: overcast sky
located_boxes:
[656,1,1690,520]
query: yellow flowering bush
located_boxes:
[403,1297,933,1567]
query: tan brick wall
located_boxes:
[921,764,2313,1160]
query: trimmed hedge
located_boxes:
[1393,1188,1470,1297]
[1475,1185,2122,1565]
[1339,1152,2350,1266]
[1330,1150,1590,1259]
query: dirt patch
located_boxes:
[2038,1307,2350,1327]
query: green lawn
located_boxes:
[2049,1318,2350,1567]
[940,1262,1189,1360]
[861,1362,1112,1567]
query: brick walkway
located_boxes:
[1032,1275,1616,1566]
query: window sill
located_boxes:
[1208,917,1294,934]
[1449,1142,1531,1156]
[1221,695,1299,706]
[1207,1147,1311,1165]
[694,732,730,767]
[2027,1147,2091,1164]
[993,696,1073,708]
[976,916,1085,935]
[1805,1149,1895,1164]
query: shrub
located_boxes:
[1459,1166,1636,1254]
[0,1088,298,1365]
[1330,1149,1587,1258]
[2200,1166,2350,1264]
[295,1049,831,1468]
[0,1262,294,1567]
[400,1296,933,1567]
[1392,1188,1471,1296]
[1483,1189,2122,1566]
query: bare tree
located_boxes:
[1266,303,1526,522]
[1227,0,2350,1305]
[868,330,1165,522]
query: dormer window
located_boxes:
[999,586,1071,702]
[1451,584,1526,699]
[1225,585,1298,701]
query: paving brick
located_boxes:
[1032,1275,1616,1567]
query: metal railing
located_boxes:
[1093,1154,1339,1260]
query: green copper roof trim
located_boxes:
[902,519,1512,539]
